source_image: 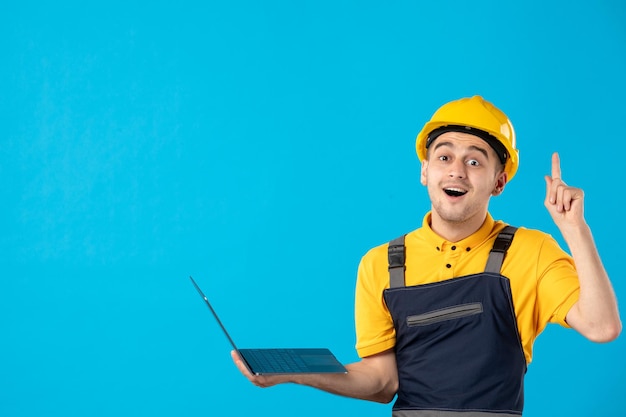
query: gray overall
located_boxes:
[383,226,526,416]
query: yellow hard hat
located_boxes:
[415,96,519,181]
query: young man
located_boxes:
[232,96,621,415]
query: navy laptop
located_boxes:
[190,276,348,375]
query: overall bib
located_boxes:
[383,226,527,417]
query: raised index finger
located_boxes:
[551,152,561,179]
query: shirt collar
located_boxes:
[418,211,496,251]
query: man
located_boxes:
[232,96,621,415]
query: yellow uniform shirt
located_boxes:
[355,212,580,364]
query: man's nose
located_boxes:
[448,159,466,178]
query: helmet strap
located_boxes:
[426,125,508,165]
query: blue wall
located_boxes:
[2,1,624,416]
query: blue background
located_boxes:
[2,1,624,416]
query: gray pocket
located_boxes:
[406,302,483,327]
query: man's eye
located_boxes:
[467,159,480,166]
[438,155,448,161]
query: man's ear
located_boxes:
[420,160,428,186]
[492,171,508,196]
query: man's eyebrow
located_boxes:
[432,141,490,159]
[468,145,489,159]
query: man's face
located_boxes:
[421,131,507,227]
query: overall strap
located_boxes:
[388,226,518,287]
[484,226,518,274]
[388,235,407,288]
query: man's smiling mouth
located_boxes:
[444,187,468,197]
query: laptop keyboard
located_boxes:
[243,349,309,373]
